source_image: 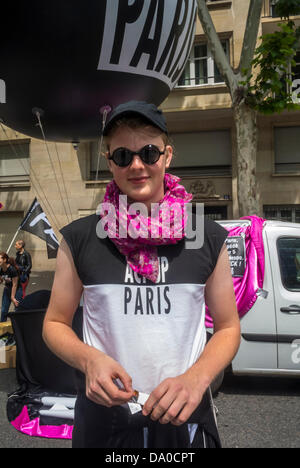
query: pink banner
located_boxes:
[205,215,266,328]
[11,406,73,439]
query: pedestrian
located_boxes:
[0,252,23,322]
[15,240,32,299]
[43,101,240,448]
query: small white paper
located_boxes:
[128,403,142,415]
[136,392,149,406]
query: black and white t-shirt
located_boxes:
[61,214,228,395]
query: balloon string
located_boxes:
[54,142,74,223]
[0,121,61,234]
[34,111,72,226]
[92,108,109,211]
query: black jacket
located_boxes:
[15,250,32,275]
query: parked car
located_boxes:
[208,219,300,392]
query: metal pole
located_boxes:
[6,227,21,255]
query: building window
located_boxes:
[294,50,300,80]
[273,126,300,174]
[170,130,232,177]
[270,0,279,18]
[0,140,30,184]
[287,50,300,90]
[276,49,300,99]
[177,40,229,87]
[204,205,228,220]
[205,0,233,8]
[262,0,280,18]
[264,205,300,223]
[0,211,24,251]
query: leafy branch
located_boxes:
[274,0,300,19]
[240,0,300,114]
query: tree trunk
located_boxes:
[196,0,264,218]
[233,102,261,217]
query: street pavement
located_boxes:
[1,368,299,448]
[215,373,300,448]
[0,271,299,448]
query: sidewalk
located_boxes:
[17,270,55,305]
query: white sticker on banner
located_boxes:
[97,0,197,89]
[226,235,246,277]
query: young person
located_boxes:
[0,252,23,322]
[15,240,32,298]
[43,101,240,448]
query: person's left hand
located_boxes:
[142,372,206,426]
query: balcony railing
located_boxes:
[177,73,225,87]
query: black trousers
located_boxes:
[72,389,221,449]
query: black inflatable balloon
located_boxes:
[0,0,197,142]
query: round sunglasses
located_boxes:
[108,144,166,167]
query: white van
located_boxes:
[208,219,300,384]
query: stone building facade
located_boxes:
[0,0,300,271]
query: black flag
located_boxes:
[20,198,59,259]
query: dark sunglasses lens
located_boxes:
[111,145,163,166]
[113,148,132,167]
[141,146,160,164]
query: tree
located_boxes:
[196,0,300,217]
[244,2,300,115]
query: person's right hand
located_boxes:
[85,348,134,407]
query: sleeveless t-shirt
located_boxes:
[60,213,228,395]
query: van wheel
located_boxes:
[210,370,224,396]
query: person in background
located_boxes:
[0,253,23,322]
[15,240,32,299]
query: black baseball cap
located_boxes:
[102,101,168,136]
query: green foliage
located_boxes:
[274,0,300,20]
[242,20,300,114]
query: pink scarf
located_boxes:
[100,173,193,283]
